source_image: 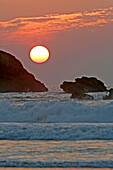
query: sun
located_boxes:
[30,45,50,63]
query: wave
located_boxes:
[0,99,113,123]
[0,123,113,140]
[1,160,113,167]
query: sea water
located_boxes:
[0,87,113,167]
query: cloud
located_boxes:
[0,7,113,45]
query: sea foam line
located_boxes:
[0,123,113,140]
[0,99,113,123]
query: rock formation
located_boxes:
[60,76,107,99]
[103,88,113,100]
[0,50,48,92]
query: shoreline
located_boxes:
[0,168,113,170]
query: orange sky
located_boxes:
[0,0,113,20]
[0,0,113,86]
[0,7,113,45]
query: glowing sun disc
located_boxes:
[30,45,50,63]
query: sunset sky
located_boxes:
[0,0,113,86]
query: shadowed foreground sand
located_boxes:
[0,168,113,170]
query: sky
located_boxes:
[0,0,113,87]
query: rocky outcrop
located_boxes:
[60,76,107,99]
[70,90,94,100]
[75,77,107,92]
[0,50,48,92]
[103,88,113,100]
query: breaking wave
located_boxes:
[1,160,113,168]
[0,122,113,140]
[0,99,113,123]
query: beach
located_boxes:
[1,0,113,169]
[0,91,113,168]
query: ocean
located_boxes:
[0,87,113,168]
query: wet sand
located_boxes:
[0,168,113,170]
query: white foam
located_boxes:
[0,123,113,140]
[0,99,113,123]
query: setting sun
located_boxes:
[30,45,50,63]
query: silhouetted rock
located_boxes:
[60,76,107,99]
[70,91,93,100]
[60,81,76,93]
[75,76,107,92]
[60,76,107,93]
[103,88,113,100]
[0,50,48,92]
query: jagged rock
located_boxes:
[0,50,48,92]
[70,91,93,100]
[103,88,113,100]
[60,76,107,93]
[60,76,107,99]
[60,81,76,93]
[75,76,107,92]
